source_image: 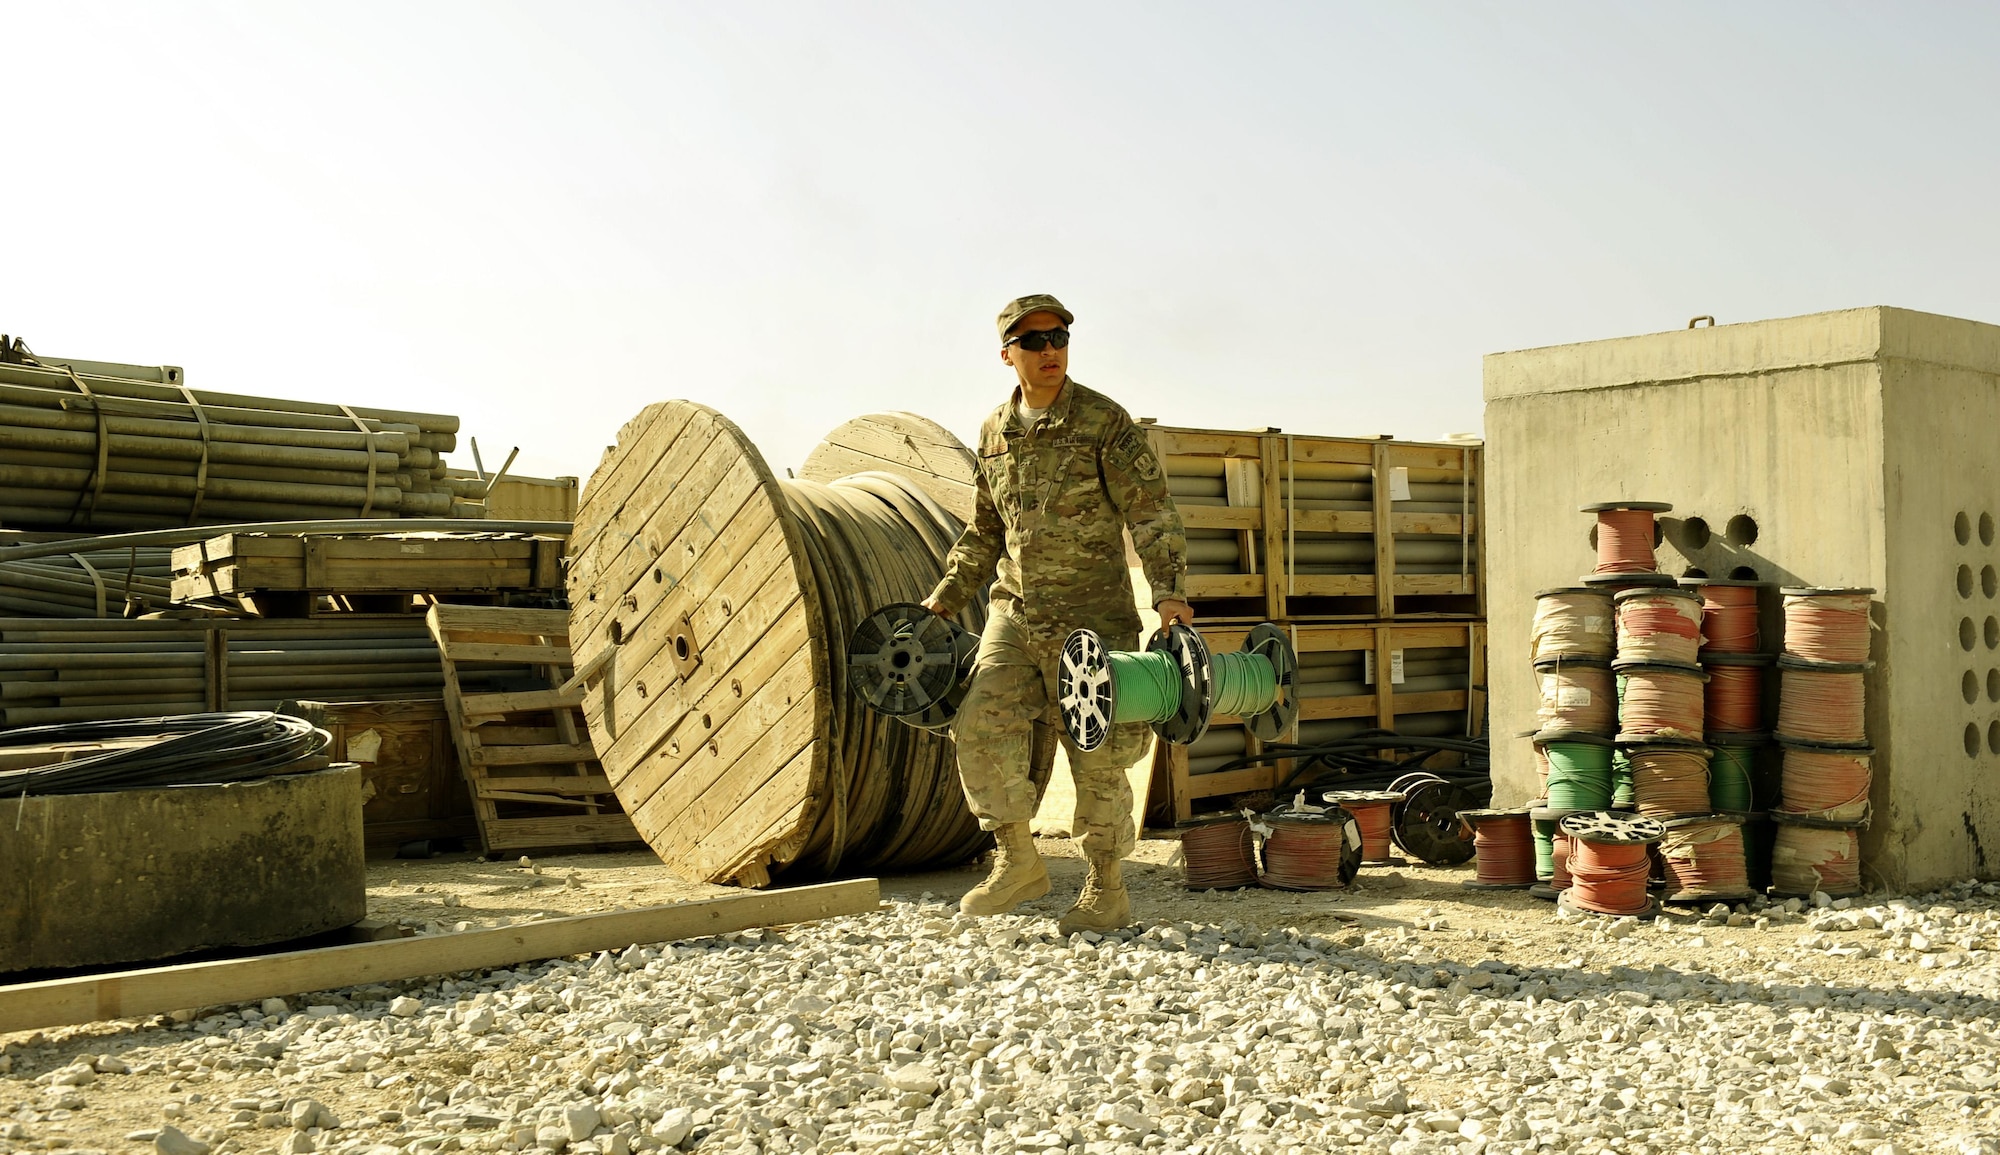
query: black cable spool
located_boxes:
[1240,622,1299,741]
[847,601,978,732]
[1392,776,1477,865]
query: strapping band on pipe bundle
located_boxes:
[1256,803,1363,890]
[1178,813,1259,890]
[1532,587,1614,662]
[1535,658,1615,735]
[1770,822,1863,896]
[1701,652,1772,735]
[1708,742,1757,812]
[1057,622,1298,752]
[1613,662,1708,741]
[1686,579,1763,654]
[1658,816,1753,902]
[1322,790,1402,863]
[1583,500,1672,575]
[1777,744,1873,825]
[1782,587,1873,664]
[1558,812,1665,916]
[1774,658,1869,747]
[1539,734,1615,810]
[1461,808,1536,887]
[1613,587,1704,667]
[1623,742,1712,818]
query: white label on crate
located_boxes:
[1364,650,1406,685]
[400,544,427,554]
[1388,467,1412,502]
[348,728,383,764]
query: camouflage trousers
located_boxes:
[951,600,1146,857]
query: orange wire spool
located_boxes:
[1461,809,1536,888]
[1585,501,1671,574]
[1614,663,1708,741]
[1178,814,1259,890]
[1623,742,1713,817]
[1691,580,1763,654]
[1536,659,1616,735]
[1532,587,1616,662]
[1777,744,1873,824]
[1770,822,1862,896]
[1782,588,1872,664]
[1550,831,1573,891]
[1613,587,1704,667]
[1701,654,1770,735]
[1658,817,1753,902]
[1322,790,1402,863]
[1774,660,1868,746]
[1257,806,1363,891]
[1558,812,1666,916]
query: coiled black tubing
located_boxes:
[0,711,329,797]
[780,472,994,877]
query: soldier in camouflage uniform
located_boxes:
[923,294,1189,934]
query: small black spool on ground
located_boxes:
[1391,775,1477,865]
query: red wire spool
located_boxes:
[1536,658,1617,735]
[1550,832,1573,890]
[1658,816,1753,902]
[1178,814,1259,890]
[1782,588,1873,664]
[1689,580,1763,654]
[1775,659,1868,746]
[1701,653,1771,735]
[1322,790,1402,863]
[1613,587,1704,667]
[1257,806,1363,891]
[1614,663,1708,741]
[1585,501,1671,574]
[1770,821,1863,897]
[1777,744,1874,825]
[1532,587,1616,662]
[1558,812,1666,916]
[1461,809,1536,887]
[1623,742,1713,817]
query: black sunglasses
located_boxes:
[1004,328,1070,352]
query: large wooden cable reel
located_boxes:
[567,402,987,887]
[798,412,981,524]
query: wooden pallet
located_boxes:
[425,604,640,853]
[280,698,478,854]
[172,532,564,616]
[1141,423,1483,622]
[1145,620,1487,824]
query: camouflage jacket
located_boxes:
[930,379,1185,644]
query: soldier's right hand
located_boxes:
[920,597,947,616]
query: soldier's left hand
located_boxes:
[1157,598,1195,629]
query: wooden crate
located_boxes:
[426,604,642,854]
[171,532,564,615]
[281,698,476,854]
[1143,423,1482,622]
[1145,620,1486,824]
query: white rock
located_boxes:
[389,995,422,1017]
[886,1063,940,1094]
[155,1125,211,1155]
[564,1102,602,1142]
[652,1108,693,1147]
[261,997,290,1016]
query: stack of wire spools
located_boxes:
[1770,587,1875,897]
[1682,576,1777,895]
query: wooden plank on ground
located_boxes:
[0,879,879,1035]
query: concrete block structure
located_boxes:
[1484,306,2000,890]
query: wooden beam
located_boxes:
[0,878,879,1035]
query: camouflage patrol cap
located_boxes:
[996,294,1074,339]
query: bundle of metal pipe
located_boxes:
[0,617,529,728]
[0,343,459,530]
[0,548,173,617]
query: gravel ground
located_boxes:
[7,841,2000,1155]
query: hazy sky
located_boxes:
[8,3,2000,482]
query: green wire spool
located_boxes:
[1543,739,1616,810]
[847,602,979,733]
[1532,816,1556,880]
[1611,747,1635,809]
[1058,622,1298,753]
[1708,742,1756,812]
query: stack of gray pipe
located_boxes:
[0,349,459,531]
[0,617,530,728]
[1167,461,1475,577]
[0,547,172,617]
[1185,645,1474,775]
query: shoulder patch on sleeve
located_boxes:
[1106,425,1162,483]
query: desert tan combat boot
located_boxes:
[959,822,1050,916]
[1057,852,1133,935]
